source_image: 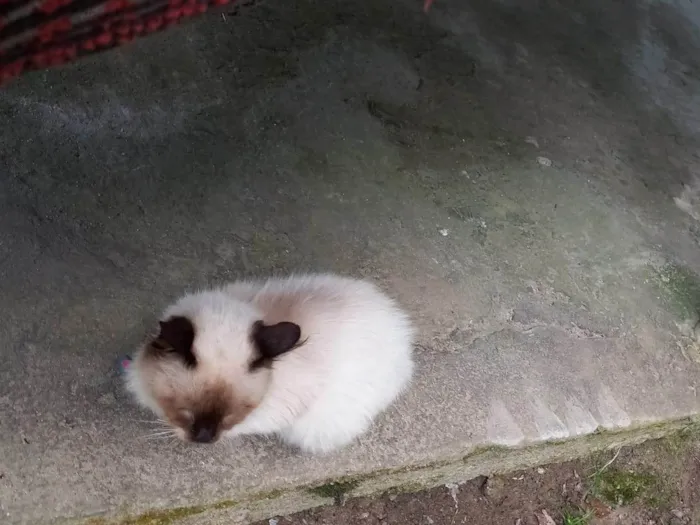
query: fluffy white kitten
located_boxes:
[125,274,414,454]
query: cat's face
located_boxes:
[126,294,301,443]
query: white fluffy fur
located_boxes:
[126,274,414,454]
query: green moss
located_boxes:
[84,500,238,525]
[461,444,509,463]
[302,458,454,506]
[591,468,659,506]
[398,482,425,494]
[652,263,700,320]
[593,419,698,443]
[210,499,237,510]
[84,479,288,523]
[252,488,285,501]
[459,437,576,466]
[562,510,592,525]
[117,505,207,525]
[308,480,360,504]
[382,482,426,498]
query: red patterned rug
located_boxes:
[0,0,258,84]
[0,0,433,84]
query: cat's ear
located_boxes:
[250,321,301,369]
[149,316,197,368]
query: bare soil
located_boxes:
[254,430,700,525]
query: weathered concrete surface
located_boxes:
[2,0,700,523]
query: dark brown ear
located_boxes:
[150,316,197,368]
[250,321,301,370]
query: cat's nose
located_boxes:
[192,426,215,443]
[190,412,221,443]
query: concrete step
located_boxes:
[2,0,700,523]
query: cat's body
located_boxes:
[126,274,414,454]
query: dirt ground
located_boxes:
[254,429,700,525]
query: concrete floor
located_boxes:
[2,0,700,523]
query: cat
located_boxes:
[125,273,415,454]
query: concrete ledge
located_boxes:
[73,418,700,525]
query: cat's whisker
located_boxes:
[144,435,177,442]
[134,420,172,430]
[139,428,173,434]
[140,430,177,441]
[131,418,168,426]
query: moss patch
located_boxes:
[461,444,509,463]
[562,510,592,525]
[382,481,426,498]
[85,506,207,525]
[84,500,238,525]
[653,263,700,320]
[308,480,360,504]
[591,468,660,506]
[120,506,207,525]
[658,424,699,454]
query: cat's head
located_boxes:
[125,291,302,443]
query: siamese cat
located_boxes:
[126,274,414,454]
